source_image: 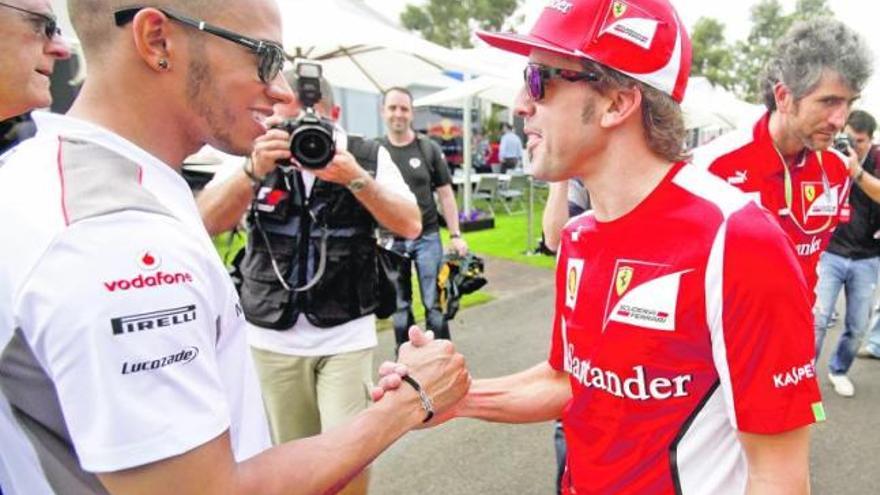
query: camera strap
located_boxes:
[252,167,331,293]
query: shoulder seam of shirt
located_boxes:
[690,127,755,170]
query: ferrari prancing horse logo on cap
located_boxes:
[612,0,628,18]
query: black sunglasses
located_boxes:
[114,6,285,84]
[0,1,62,39]
[523,63,601,102]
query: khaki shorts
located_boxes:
[251,347,374,444]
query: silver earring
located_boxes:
[157,58,169,70]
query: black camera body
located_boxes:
[833,134,854,155]
[275,61,336,169]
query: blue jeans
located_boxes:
[391,231,449,347]
[865,280,880,357]
[814,252,880,374]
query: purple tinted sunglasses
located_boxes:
[523,63,601,101]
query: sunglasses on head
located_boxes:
[523,63,601,102]
[114,6,285,84]
[0,1,62,39]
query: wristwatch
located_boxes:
[347,176,369,193]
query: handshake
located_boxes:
[369,327,471,428]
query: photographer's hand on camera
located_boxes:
[844,146,865,181]
[249,115,293,179]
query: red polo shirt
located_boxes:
[693,112,851,298]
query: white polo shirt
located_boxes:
[0,113,270,491]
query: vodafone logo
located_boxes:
[104,272,194,292]
[138,250,161,271]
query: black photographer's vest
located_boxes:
[239,136,385,329]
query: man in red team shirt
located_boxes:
[380,0,823,493]
[691,19,874,400]
[693,19,874,300]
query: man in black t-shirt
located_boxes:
[814,110,880,396]
[380,87,468,348]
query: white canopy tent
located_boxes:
[414,75,521,108]
[279,0,505,93]
[682,77,764,130]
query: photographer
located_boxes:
[813,110,880,383]
[197,64,419,495]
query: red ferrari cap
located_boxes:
[477,0,692,103]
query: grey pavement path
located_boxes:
[369,256,880,495]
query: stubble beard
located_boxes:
[186,55,243,155]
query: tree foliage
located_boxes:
[400,0,522,48]
[689,0,834,103]
[690,18,735,90]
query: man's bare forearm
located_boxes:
[740,427,811,495]
[457,361,571,424]
[197,167,255,236]
[238,391,424,494]
[353,176,421,239]
[437,185,462,235]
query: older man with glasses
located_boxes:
[0,0,70,120]
[0,2,70,493]
[0,1,469,494]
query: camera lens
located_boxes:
[291,125,335,169]
[833,134,852,155]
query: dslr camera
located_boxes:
[275,61,336,169]
[833,133,854,155]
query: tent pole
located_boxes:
[462,82,473,217]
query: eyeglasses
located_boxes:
[523,63,601,102]
[114,7,285,84]
[0,1,62,39]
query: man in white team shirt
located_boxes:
[0,1,469,494]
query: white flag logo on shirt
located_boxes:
[607,270,690,331]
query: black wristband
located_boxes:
[449,233,461,239]
[401,374,434,423]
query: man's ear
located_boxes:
[129,8,177,73]
[773,82,794,115]
[331,104,341,122]
[599,85,642,129]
